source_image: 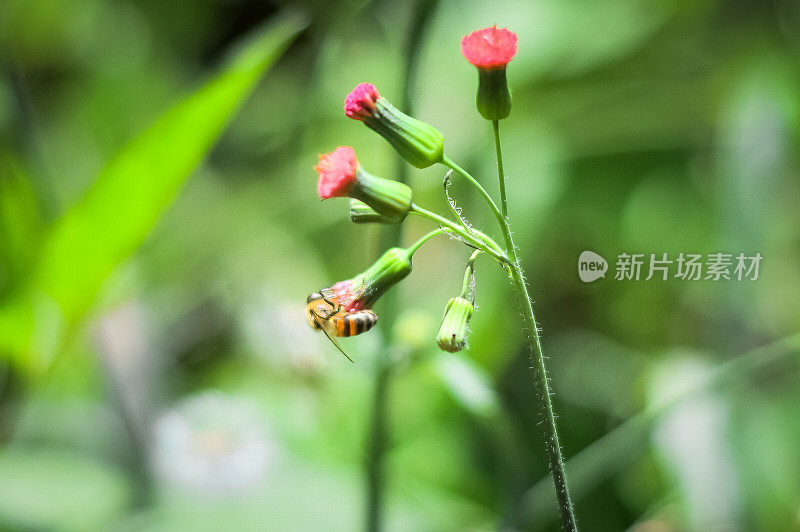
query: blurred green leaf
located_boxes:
[0,154,41,297]
[0,447,131,530]
[432,353,499,418]
[0,11,307,371]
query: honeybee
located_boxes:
[306,290,378,362]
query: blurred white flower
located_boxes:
[151,392,276,496]
[240,288,329,373]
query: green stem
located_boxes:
[509,265,576,530]
[488,120,577,530]
[460,250,481,299]
[442,155,507,231]
[407,228,445,255]
[410,204,508,263]
[442,161,517,272]
[492,120,508,219]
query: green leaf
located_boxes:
[0,11,307,371]
[0,154,42,297]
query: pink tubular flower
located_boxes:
[345,83,380,121]
[314,146,358,199]
[331,281,364,312]
[461,25,518,69]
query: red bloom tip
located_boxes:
[345,83,381,121]
[461,25,517,69]
[331,281,365,312]
[315,146,358,199]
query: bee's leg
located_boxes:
[321,296,341,314]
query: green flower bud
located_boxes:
[351,167,412,223]
[348,199,400,224]
[345,83,444,168]
[436,297,474,353]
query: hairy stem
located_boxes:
[445,152,577,528]
[442,155,506,231]
[515,332,800,529]
[508,264,577,530]
[492,119,577,530]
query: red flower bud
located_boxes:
[460,25,518,70]
[314,146,357,199]
[344,83,380,121]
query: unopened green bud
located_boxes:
[345,83,444,168]
[437,297,474,353]
[348,199,399,224]
[352,168,412,223]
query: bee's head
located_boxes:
[306,307,323,330]
[307,292,323,304]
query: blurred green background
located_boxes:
[1,0,800,530]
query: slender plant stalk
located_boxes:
[437,122,578,528]
[442,156,506,231]
[460,249,481,298]
[410,204,508,262]
[364,3,439,531]
[408,227,495,256]
[365,352,391,532]
[493,120,508,219]
[492,120,577,529]
[508,266,576,530]
[407,228,444,254]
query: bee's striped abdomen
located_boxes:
[335,310,378,337]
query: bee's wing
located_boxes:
[319,320,355,363]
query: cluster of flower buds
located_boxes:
[309,25,518,358]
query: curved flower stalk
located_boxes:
[305,25,577,531]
